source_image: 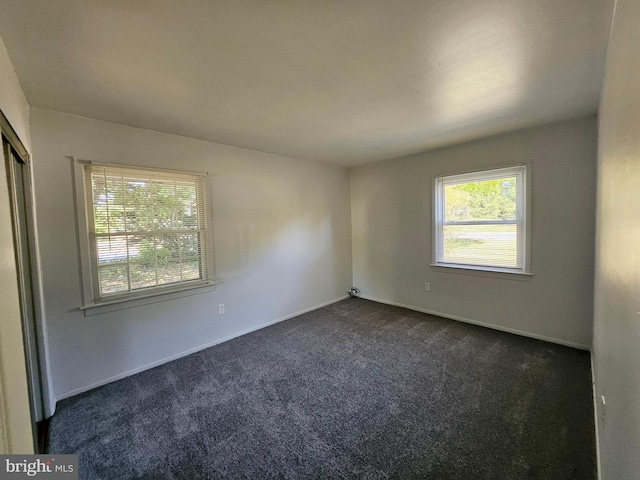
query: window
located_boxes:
[76,161,214,306]
[434,165,529,274]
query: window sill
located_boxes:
[80,280,222,317]
[430,263,533,281]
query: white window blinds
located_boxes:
[84,164,212,300]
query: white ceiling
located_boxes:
[0,0,614,166]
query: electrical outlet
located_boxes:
[424,282,431,292]
[601,395,606,426]
[218,304,226,315]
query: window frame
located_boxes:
[432,164,532,276]
[73,158,216,310]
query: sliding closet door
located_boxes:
[3,139,43,426]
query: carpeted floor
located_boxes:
[47,298,596,479]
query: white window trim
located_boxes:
[72,157,218,312]
[432,164,532,276]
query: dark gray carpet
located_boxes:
[47,298,596,479]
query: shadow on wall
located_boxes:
[211,167,346,322]
[355,162,430,303]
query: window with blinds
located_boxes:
[434,166,528,273]
[82,164,212,301]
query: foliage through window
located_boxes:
[82,164,212,301]
[434,166,528,273]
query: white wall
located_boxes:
[0,36,33,453]
[0,40,30,153]
[593,0,640,478]
[352,117,597,348]
[30,108,352,403]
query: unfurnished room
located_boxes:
[0,0,639,479]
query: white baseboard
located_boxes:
[55,295,350,405]
[591,353,602,480]
[46,395,56,420]
[360,295,591,351]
